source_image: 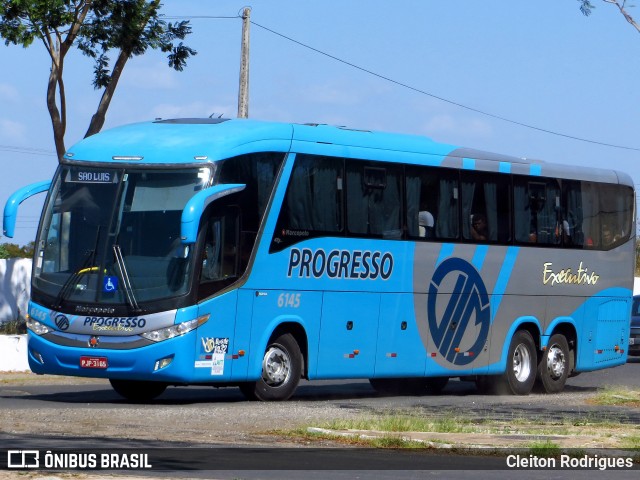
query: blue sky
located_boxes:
[1,0,640,246]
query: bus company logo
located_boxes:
[54,314,70,331]
[287,247,393,280]
[83,317,147,332]
[427,258,490,366]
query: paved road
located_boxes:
[0,359,638,479]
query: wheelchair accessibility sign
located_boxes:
[103,276,118,293]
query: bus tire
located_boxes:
[240,333,301,401]
[536,333,570,394]
[109,379,167,402]
[498,330,537,395]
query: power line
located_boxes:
[0,145,56,157]
[249,20,640,152]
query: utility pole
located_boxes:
[237,7,251,118]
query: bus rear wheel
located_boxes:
[497,330,536,395]
[239,333,302,401]
[109,379,167,402]
[536,334,570,393]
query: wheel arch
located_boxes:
[269,321,309,379]
[499,317,542,372]
[251,316,308,380]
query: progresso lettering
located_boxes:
[287,248,393,280]
[83,317,147,329]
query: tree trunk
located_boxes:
[84,50,130,138]
[46,55,66,161]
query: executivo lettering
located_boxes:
[542,261,600,286]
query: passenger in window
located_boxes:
[554,207,571,244]
[602,224,621,247]
[418,211,434,238]
[471,213,488,241]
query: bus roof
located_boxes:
[63,118,633,187]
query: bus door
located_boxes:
[316,292,380,378]
[374,294,427,377]
[194,210,242,381]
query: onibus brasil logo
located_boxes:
[427,258,490,366]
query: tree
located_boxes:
[0,240,34,258]
[0,1,196,160]
[578,1,640,34]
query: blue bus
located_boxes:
[3,118,635,401]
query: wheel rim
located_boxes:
[546,345,566,380]
[513,343,532,382]
[262,345,291,387]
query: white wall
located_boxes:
[0,258,31,323]
[0,335,29,371]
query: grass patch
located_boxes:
[621,434,640,450]
[320,414,476,434]
[0,318,26,334]
[527,439,561,457]
[281,410,640,451]
[589,387,640,407]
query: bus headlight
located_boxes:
[140,314,209,343]
[27,317,51,335]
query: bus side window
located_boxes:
[405,165,458,240]
[460,172,509,243]
[346,161,402,238]
[514,178,560,245]
[199,207,241,299]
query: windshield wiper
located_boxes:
[112,244,141,312]
[53,249,96,310]
[53,226,101,310]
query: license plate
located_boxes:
[80,356,108,369]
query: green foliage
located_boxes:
[0,1,196,88]
[0,240,34,258]
[578,0,595,17]
[0,242,9,259]
[0,318,26,334]
[0,0,196,155]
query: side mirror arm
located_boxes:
[3,180,51,238]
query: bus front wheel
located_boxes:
[498,330,537,395]
[109,379,167,402]
[239,333,302,401]
[536,334,570,393]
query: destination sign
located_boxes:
[67,170,117,183]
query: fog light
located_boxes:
[154,356,173,371]
[30,349,44,364]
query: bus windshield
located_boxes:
[33,165,211,309]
